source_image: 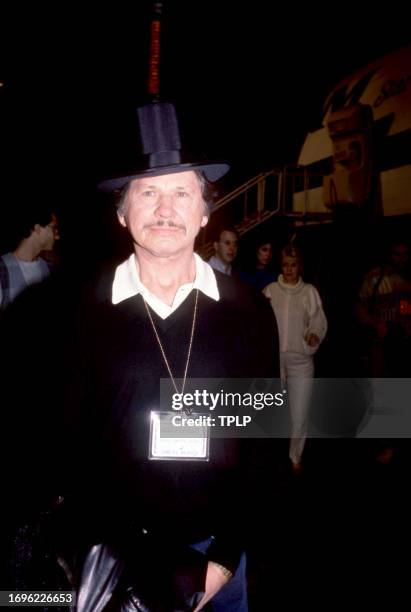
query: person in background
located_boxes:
[0,205,59,311]
[0,203,65,592]
[264,244,327,473]
[355,239,411,378]
[355,239,411,464]
[208,227,239,276]
[239,237,277,292]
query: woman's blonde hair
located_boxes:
[280,243,303,273]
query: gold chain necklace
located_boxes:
[143,289,199,411]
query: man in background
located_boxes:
[0,205,59,310]
[208,227,239,275]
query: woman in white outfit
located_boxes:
[263,245,328,473]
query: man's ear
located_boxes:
[33,223,43,234]
[117,212,127,228]
[201,215,208,228]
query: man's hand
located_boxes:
[193,561,232,612]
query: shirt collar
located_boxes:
[209,254,232,275]
[278,274,304,293]
[112,252,220,306]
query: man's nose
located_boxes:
[155,194,174,217]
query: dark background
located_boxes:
[1,1,410,265]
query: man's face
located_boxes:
[38,213,59,251]
[118,171,208,258]
[214,231,238,265]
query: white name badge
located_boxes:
[149,411,210,461]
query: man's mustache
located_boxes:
[145,220,186,231]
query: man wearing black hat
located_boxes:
[67,103,279,611]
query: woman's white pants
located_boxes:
[280,351,314,464]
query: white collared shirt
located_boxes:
[208,254,232,276]
[112,253,220,319]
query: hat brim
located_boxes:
[98,161,230,193]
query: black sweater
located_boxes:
[66,271,279,572]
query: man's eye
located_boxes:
[176,191,189,198]
[142,190,156,197]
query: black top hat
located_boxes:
[98,102,230,192]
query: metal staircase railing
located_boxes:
[198,166,331,259]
